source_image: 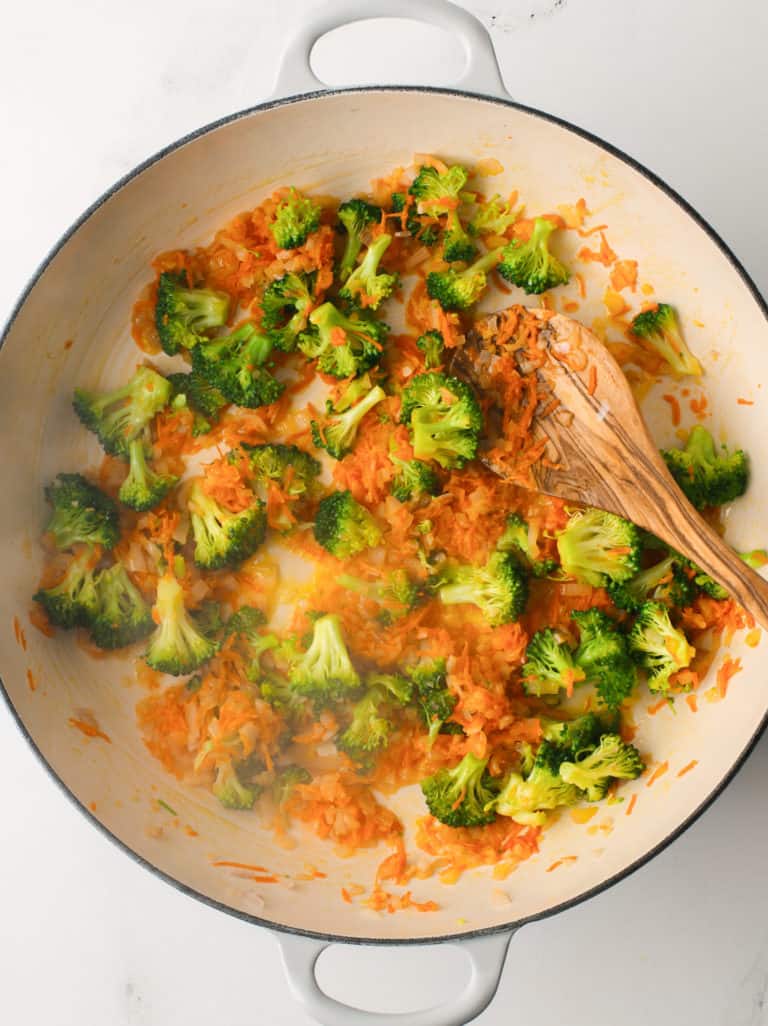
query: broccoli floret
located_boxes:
[662,425,748,509]
[426,247,503,312]
[73,366,171,457]
[337,686,394,762]
[213,757,259,810]
[365,671,413,705]
[118,437,178,512]
[408,659,460,742]
[409,166,476,262]
[541,712,608,759]
[240,442,320,497]
[223,605,267,638]
[337,199,382,282]
[144,573,219,675]
[272,764,311,808]
[421,752,498,828]
[559,734,645,801]
[193,600,227,639]
[339,233,398,310]
[188,481,266,570]
[400,372,482,470]
[522,628,585,698]
[337,569,421,623]
[298,302,387,379]
[628,601,695,694]
[437,551,528,626]
[288,613,360,704]
[311,384,386,460]
[261,272,316,352]
[469,194,518,237]
[33,547,99,629]
[167,370,228,436]
[259,674,308,720]
[631,303,702,377]
[155,271,230,355]
[271,188,321,250]
[572,608,638,710]
[314,490,382,559]
[494,740,582,825]
[389,455,441,502]
[497,217,570,295]
[89,563,154,649]
[607,554,693,612]
[416,330,445,370]
[192,323,283,409]
[556,508,641,587]
[391,191,441,246]
[43,473,120,551]
[497,512,557,577]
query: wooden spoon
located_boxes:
[451,307,768,630]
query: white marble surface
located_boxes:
[2,1,768,1023]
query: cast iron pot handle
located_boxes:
[274,929,514,1026]
[271,0,508,100]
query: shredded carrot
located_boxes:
[737,398,754,406]
[577,233,617,267]
[340,887,353,904]
[716,656,742,699]
[677,760,698,778]
[647,698,668,716]
[646,761,669,788]
[546,855,577,872]
[609,259,638,292]
[212,860,271,872]
[686,694,698,713]
[587,364,598,396]
[26,669,37,692]
[661,393,681,426]
[625,794,638,817]
[68,718,111,743]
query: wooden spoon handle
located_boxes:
[640,487,768,631]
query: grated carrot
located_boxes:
[677,760,698,778]
[26,669,37,692]
[625,794,638,816]
[646,761,669,788]
[661,393,681,426]
[737,398,754,406]
[686,694,698,713]
[68,718,111,743]
[716,656,742,699]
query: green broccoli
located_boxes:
[298,302,388,379]
[154,271,230,355]
[212,757,259,810]
[607,554,693,611]
[556,507,641,587]
[144,573,219,675]
[572,608,638,710]
[389,455,441,503]
[628,601,695,694]
[192,600,227,639]
[239,442,321,497]
[43,473,120,551]
[421,752,498,828]
[496,512,557,578]
[337,198,382,282]
[391,191,440,246]
[288,612,360,704]
[416,330,445,370]
[192,323,283,409]
[541,712,608,759]
[407,659,460,742]
[118,437,178,512]
[311,384,386,460]
[631,303,702,377]
[408,164,477,264]
[336,569,421,623]
[400,372,482,470]
[437,551,528,626]
[188,481,266,570]
[73,365,171,457]
[469,194,519,237]
[272,764,312,809]
[33,547,100,629]
[559,734,645,801]
[661,425,748,509]
[314,490,382,559]
[337,686,394,763]
[260,272,316,352]
[494,740,582,825]
[365,671,413,705]
[522,628,585,698]
[259,673,309,720]
[89,563,154,649]
[270,188,321,250]
[339,233,398,310]
[167,370,228,436]
[426,247,503,311]
[496,217,570,294]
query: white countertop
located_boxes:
[2,1,768,1023]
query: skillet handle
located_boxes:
[271,0,508,100]
[274,929,514,1026]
